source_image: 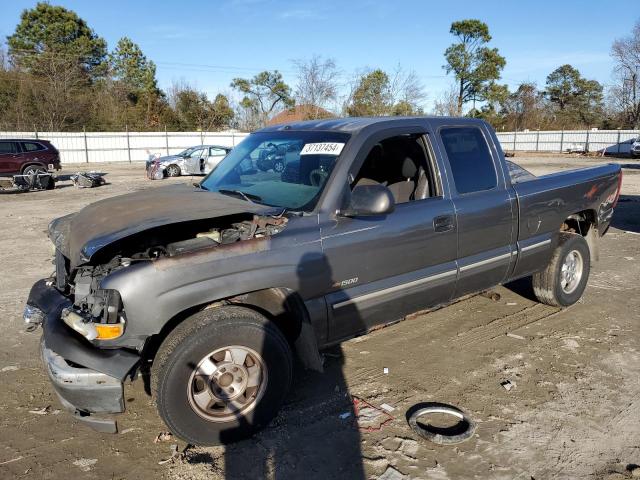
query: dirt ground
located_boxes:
[0,154,639,480]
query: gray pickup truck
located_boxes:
[25,117,622,445]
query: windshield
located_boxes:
[177,147,198,157]
[200,131,350,211]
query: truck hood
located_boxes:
[49,183,271,268]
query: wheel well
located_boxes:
[561,210,596,236]
[561,209,599,261]
[143,288,310,364]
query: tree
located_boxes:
[610,20,640,128]
[292,55,339,118]
[110,37,159,95]
[432,84,460,117]
[443,19,506,115]
[7,2,107,78]
[545,65,603,127]
[388,65,425,115]
[347,69,393,116]
[231,71,294,127]
[169,83,234,131]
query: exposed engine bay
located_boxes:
[58,213,289,331]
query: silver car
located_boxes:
[152,145,232,177]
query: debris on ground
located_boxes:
[1,365,19,372]
[28,405,60,415]
[383,367,389,374]
[154,431,173,443]
[339,411,352,420]
[500,380,516,391]
[506,332,525,340]
[353,397,394,431]
[506,302,518,306]
[380,403,396,413]
[70,172,106,188]
[480,290,501,301]
[73,458,97,472]
[158,444,182,465]
[378,465,407,480]
[0,173,53,193]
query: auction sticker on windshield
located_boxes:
[300,142,345,155]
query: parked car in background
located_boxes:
[255,140,301,173]
[631,136,640,158]
[0,139,61,176]
[148,145,232,177]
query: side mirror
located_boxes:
[339,184,395,217]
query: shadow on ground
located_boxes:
[612,195,640,233]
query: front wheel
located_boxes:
[152,306,292,445]
[166,164,181,177]
[533,232,590,307]
[273,159,285,173]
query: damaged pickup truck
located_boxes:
[25,117,622,445]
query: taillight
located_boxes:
[612,170,623,208]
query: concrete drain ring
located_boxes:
[407,402,476,445]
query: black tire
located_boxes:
[22,164,46,176]
[152,306,292,445]
[407,402,476,445]
[166,164,181,177]
[532,232,590,307]
[273,160,285,173]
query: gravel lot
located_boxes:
[0,154,639,480]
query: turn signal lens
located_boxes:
[95,323,125,340]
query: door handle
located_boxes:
[433,215,455,232]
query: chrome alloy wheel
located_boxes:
[560,249,583,294]
[187,346,267,422]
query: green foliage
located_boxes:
[110,37,159,96]
[347,69,392,116]
[443,19,506,114]
[172,88,234,131]
[231,71,294,126]
[7,2,107,78]
[545,64,603,126]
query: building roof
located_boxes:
[266,104,333,126]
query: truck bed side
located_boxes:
[509,163,621,280]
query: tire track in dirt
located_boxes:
[454,303,562,348]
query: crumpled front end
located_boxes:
[25,279,140,433]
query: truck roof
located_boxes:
[257,116,488,134]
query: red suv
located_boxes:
[0,139,61,176]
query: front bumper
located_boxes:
[25,279,140,433]
[41,340,123,433]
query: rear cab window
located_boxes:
[439,127,497,194]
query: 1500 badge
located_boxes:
[333,277,359,288]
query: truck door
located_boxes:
[436,125,515,298]
[321,130,458,342]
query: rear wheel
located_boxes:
[166,164,181,177]
[533,233,590,307]
[152,306,292,445]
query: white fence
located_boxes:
[0,130,249,164]
[495,129,640,154]
[1,128,639,164]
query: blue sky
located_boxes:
[1,0,637,110]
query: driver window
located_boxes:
[189,148,205,158]
[352,134,436,204]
